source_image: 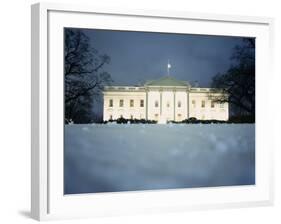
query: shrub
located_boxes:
[116,117,128,124]
[228,115,255,123]
[106,118,157,124]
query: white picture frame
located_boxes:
[31,2,274,221]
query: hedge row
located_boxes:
[103,115,255,124]
[104,118,157,124]
[172,115,254,124]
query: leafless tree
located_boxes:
[211,38,255,116]
[64,29,112,123]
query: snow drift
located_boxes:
[64,123,255,194]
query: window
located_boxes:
[211,100,215,108]
[155,114,159,120]
[140,99,144,107]
[130,99,134,107]
[109,99,113,107]
[120,115,123,118]
[220,102,224,108]
[178,101,181,107]
[130,115,133,119]
[155,100,159,107]
[119,99,124,107]
[192,100,196,108]
[177,114,182,120]
[109,115,113,120]
[167,101,170,107]
[201,100,205,108]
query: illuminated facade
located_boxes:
[103,76,228,123]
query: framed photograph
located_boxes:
[31,2,274,221]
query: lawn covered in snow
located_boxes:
[64,123,255,194]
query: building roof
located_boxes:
[145,76,189,87]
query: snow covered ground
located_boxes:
[64,123,255,194]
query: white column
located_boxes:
[145,89,148,120]
[186,90,189,119]
[173,90,176,121]
[160,89,162,116]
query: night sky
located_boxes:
[82,28,244,87]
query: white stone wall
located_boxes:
[147,90,176,121]
[103,91,146,120]
[160,91,174,121]
[147,90,160,121]
[175,91,188,121]
[103,87,228,122]
[189,92,229,121]
[147,90,188,122]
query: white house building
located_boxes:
[103,76,229,123]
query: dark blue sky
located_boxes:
[83,28,244,87]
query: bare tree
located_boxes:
[211,38,255,116]
[64,29,112,123]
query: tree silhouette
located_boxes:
[211,38,255,116]
[64,29,112,123]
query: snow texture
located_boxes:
[64,124,255,194]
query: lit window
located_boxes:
[130,99,134,107]
[211,100,215,108]
[192,100,196,108]
[167,102,170,107]
[109,99,113,107]
[155,101,159,107]
[119,99,124,107]
[201,100,205,108]
[140,99,144,107]
[178,101,181,107]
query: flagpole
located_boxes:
[167,59,170,76]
